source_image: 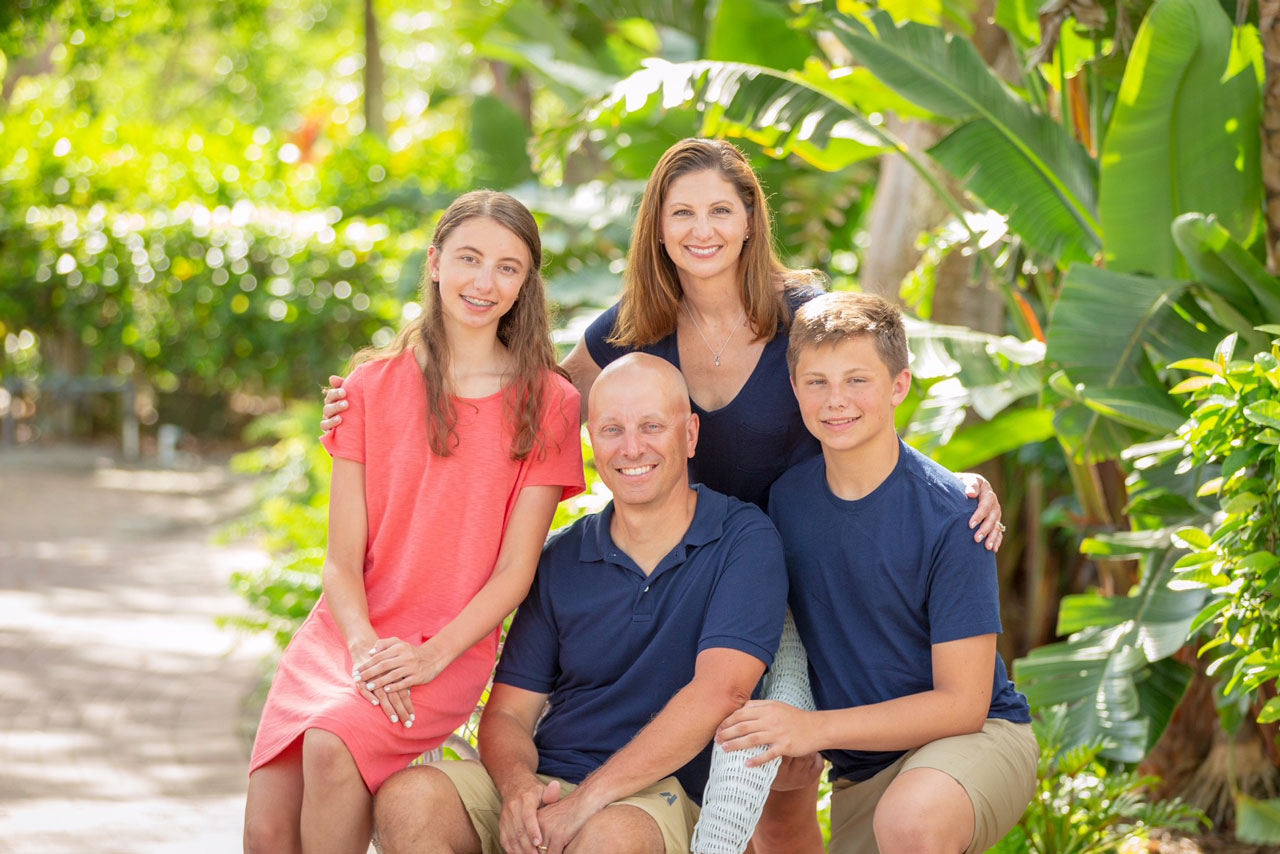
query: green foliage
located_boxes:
[831,10,1100,264]
[1098,0,1260,278]
[1014,538,1200,762]
[219,402,330,650]
[1168,332,1280,721]
[1,201,404,395]
[991,705,1207,854]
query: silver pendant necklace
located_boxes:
[683,302,746,367]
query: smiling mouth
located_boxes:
[823,416,860,427]
[618,465,656,476]
[461,295,497,307]
[684,246,721,258]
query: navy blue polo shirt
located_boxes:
[768,441,1031,783]
[583,288,823,509]
[494,485,788,803]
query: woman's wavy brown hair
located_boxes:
[609,138,822,349]
[352,190,561,460]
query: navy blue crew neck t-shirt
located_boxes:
[768,441,1031,783]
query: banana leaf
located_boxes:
[1046,265,1191,461]
[1014,545,1201,762]
[1099,0,1261,278]
[829,11,1100,263]
[535,59,897,180]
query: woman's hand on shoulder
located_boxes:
[320,374,347,434]
[958,472,1004,552]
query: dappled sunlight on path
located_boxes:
[0,446,275,853]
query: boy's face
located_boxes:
[790,335,911,456]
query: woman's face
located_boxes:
[660,169,750,289]
[428,216,531,335]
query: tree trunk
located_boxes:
[1262,2,1280,273]
[859,118,947,305]
[364,0,385,136]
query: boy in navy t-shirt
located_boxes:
[714,292,1036,854]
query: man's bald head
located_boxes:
[588,353,691,422]
[587,353,699,508]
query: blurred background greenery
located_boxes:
[4,0,1280,848]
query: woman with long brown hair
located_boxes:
[244,191,584,854]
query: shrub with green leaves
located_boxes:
[1168,329,1280,725]
[992,705,1207,854]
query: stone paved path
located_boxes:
[0,446,275,853]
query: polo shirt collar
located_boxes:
[578,484,729,567]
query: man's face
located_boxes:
[790,335,910,455]
[588,369,698,509]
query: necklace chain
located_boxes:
[683,302,746,367]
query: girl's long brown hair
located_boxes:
[609,138,822,349]
[352,190,562,460]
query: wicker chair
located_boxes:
[690,610,816,854]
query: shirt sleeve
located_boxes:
[493,560,561,695]
[582,301,628,368]
[697,512,789,667]
[927,511,1003,645]
[319,365,366,464]
[523,375,586,502]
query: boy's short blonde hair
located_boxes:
[786,292,910,378]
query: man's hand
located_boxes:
[715,700,819,767]
[499,779,562,854]
[535,789,604,854]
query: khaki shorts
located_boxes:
[428,759,700,854]
[829,718,1037,854]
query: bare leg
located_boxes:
[750,781,824,854]
[298,728,374,854]
[245,737,305,854]
[566,805,664,854]
[375,766,484,854]
[873,767,974,854]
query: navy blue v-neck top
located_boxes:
[583,288,823,509]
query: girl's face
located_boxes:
[660,169,750,288]
[428,217,531,335]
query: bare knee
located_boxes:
[376,767,468,854]
[568,806,663,854]
[873,771,971,854]
[244,810,298,854]
[301,728,362,790]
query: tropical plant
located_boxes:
[990,704,1207,854]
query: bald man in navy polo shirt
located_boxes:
[374,354,788,854]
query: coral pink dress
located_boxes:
[249,351,584,791]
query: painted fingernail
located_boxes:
[367,682,376,690]
[390,714,398,723]
[384,686,391,693]
[368,647,377,655]
[371,698,379,706]
[409,714,416,721]
[404,720,413,728]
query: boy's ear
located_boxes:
[890,370,912,407]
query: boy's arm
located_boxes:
[716,633,996,766]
